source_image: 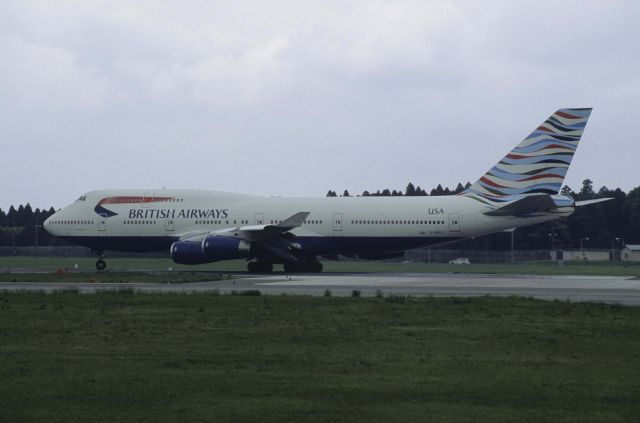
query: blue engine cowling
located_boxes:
[171,236,250,265]
[171,240,208,265]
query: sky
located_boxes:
[2,0,639,210]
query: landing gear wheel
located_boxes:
[96,259,106,271]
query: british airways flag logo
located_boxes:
[94,196,174,217]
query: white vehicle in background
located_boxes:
[449,258,470,265]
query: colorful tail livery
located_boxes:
[464,108,592,204]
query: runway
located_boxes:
[2,272,640,305]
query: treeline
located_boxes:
[0,205,59,247]
[326,179,640,249]
[326,182,470,198]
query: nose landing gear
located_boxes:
[95,250,107,271]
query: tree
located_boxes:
[577,179,595,201]
[454,183,465,194]
[326,190,337,197]
[431,184,444,196]
[598,186,626,241]
[342,190,350,197]
[415,186,427,196]
[405,183,416,196]
[7,206,17,227]
[561,185,575,196]
[623,186,640,243]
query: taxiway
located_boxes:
[2,272,640,304]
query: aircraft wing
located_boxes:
[176,212,310,262]
[207,211,309,238]
[238,212,310,234]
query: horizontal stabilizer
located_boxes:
[575,198,613,207]
[484,194,556,216]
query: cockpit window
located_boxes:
[77,196,87,201]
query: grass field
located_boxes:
[0,271,226,284]
[1,292,640,422]
[1,256,640,277]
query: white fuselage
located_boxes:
[44,189,568,258]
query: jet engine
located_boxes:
[171,236,251,264]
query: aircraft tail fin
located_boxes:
[464,108,592,204]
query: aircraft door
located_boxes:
[142,191,155,208]
[332,213,343,232]
[254,213,264,225]
[448,213,460,233]
[165,218,175,232]
[97,214,107,236]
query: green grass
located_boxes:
[1,256,640,277]
[1,293,639,422]
[0,271,226,284]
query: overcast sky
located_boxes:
[2,0,639,210]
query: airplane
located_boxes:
[44,108,609,272]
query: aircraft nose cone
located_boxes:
[43,216,52,233]
[43,213,57,235]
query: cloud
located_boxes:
[0,35,112,110]
[146,36,291,106]
[1,0,639,209]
